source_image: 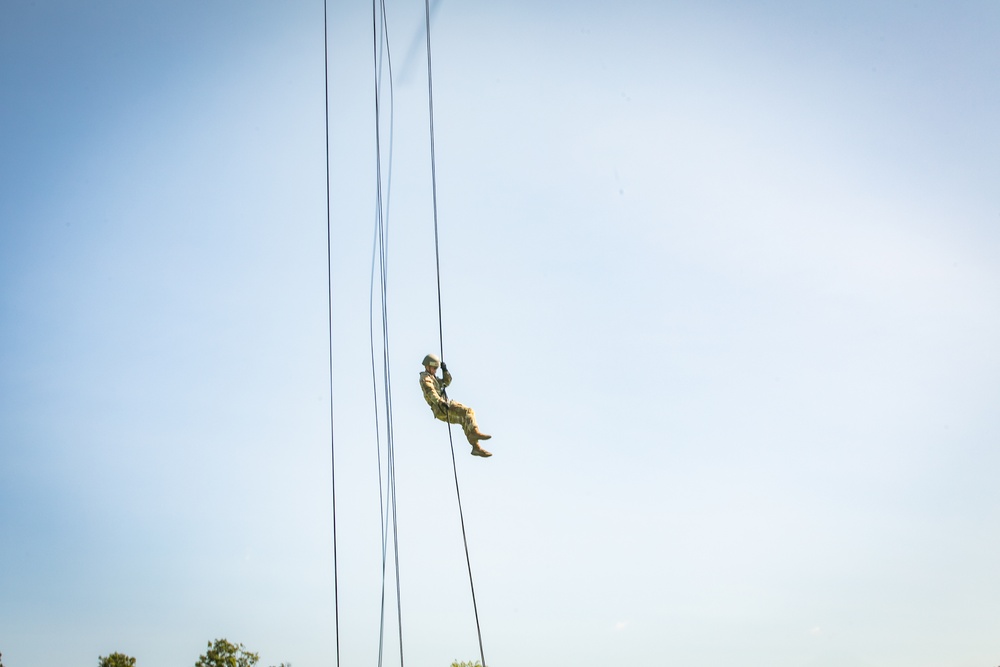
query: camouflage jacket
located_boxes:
[419,368,452,408]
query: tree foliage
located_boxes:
[450,661,483,667]
[99,652,137,667]
[85,639,289,667]
[195,639,259,667]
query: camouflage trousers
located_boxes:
[432,401,481,445]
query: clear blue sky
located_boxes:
[2,1,999,666]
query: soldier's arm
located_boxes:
[441,367,452,388]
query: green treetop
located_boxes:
[99,652,137,667]
[195,639,259,667]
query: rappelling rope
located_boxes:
[321,0,341,664]
[369,0,404,665]
[422,2,487,665]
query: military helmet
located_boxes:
[422,353,441,368]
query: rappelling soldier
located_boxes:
[419,353,492,457]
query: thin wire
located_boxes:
[369,3,388,662]
[321,0,341,664]
[370,175,389,667]
[442,409,487,667]
[422,1,487,665]
[370,1,404,666]
[369,218,388,667]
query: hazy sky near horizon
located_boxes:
[2,1,999,666]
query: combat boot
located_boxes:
[471,444,492,457]
[474,428,491,441]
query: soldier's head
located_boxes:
[422,353,441,372]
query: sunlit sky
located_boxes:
[2,1,999,666]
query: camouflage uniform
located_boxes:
[419,367,485,447]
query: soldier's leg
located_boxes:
[453,402,489,441]
[449,403,492,456]
[437,401,473,442]
[438,401,491,445]
[434,402,491,456]
[452,403,493,442]
[433,403,470,429]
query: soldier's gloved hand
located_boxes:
[440,362,448,372]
